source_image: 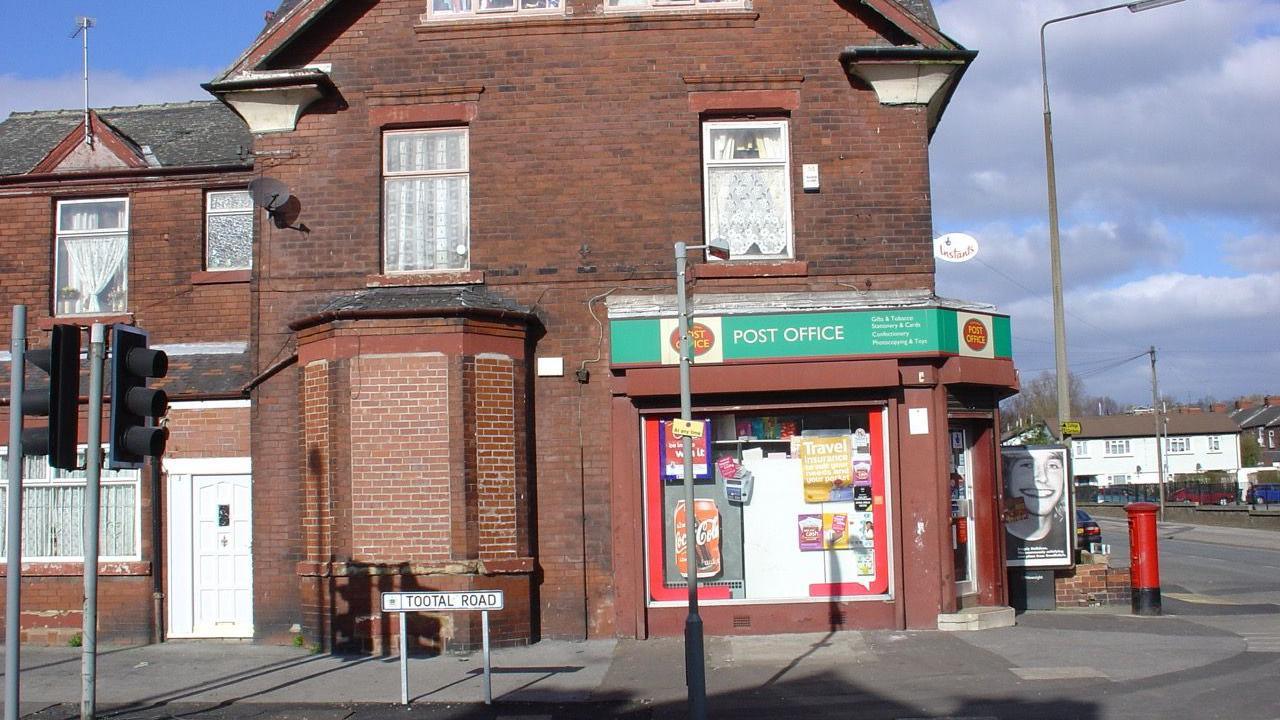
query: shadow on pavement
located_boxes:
[18,667,1102,720]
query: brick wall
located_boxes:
[1055,553,1131,607]
[166,406,251,458]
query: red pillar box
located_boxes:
[1125,502,1161,616]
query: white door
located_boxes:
[166,458,253,638]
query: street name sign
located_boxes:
[381,590,504,612]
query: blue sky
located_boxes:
[2,0,1277,407]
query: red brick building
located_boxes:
[0,102,256,644]
[2,0,1020,651]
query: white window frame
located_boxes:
[702,119,794,261]
[1270,430,1276,449]
[1165,436,1190,454]
[1072,440,1089,457]
[1104,439,1131,456]
[605,0,748,11]
[382,128,470,273]
[1109,474,1131,484]
[54,197,129,317]
[0,448,142,562]
[205,189,254,271]
[1208,435,1221,452]
[425,0,565,20]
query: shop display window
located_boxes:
[643,407,891,605]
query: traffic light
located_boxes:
[108,324,168,469]
[21,324,82,470]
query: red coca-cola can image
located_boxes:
[674,499,722,579]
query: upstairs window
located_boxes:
[1104,439,1130,456]
[702,120,793,261]
[427,0,563,19]
[1165,436,1190,453]
[607,0,748,9]
[205,190,254,271]
[55,198,129,316]
[383,129,470,273]
[1208,435,1221,452]
[1072,441,1089,457]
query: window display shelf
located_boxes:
[714,438,792,444]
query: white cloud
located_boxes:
[1223,233,1280,272]
[0,68,221,121]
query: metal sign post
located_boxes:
[5,306,27,720]
[379,590,504,706]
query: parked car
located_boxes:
[1169,487,1236,505]
[1076,509,1102,549]
[1246,484,1280,506]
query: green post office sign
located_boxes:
[609,308,1011,366]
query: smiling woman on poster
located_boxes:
[1002,446,1070,567]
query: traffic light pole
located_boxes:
[81,324,105,720]
[6,306,27,720]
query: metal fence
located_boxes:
[1077,480,1242,506]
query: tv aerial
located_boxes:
[248,176,306,231]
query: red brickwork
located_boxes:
[166,406,251,458]
[1055,554,1131,607]
[350,353,453,562]
[475,354,518,560]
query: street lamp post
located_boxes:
[1039,0,1186,433]
[674,239,727,720]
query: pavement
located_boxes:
[4,520,1279,720]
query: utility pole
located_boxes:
[1150,346,1165,520]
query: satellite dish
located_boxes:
[933,232,979,263]
[248,177,292,212]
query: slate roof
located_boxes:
[0,101,252,177]
[1074,413,1241,440]
[1231,405,1280,430]
[0,348,252,404]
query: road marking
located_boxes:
[1011,666,1108,680]
[1164,592,1246,605]
[1241,633,1280,653]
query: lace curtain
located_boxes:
[384,131,468,272]
[59,202,128,314]
[707,127,789,257]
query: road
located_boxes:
[1096,516,1280,607]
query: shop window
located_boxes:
[383,128,469,272]
[642,408,890,605]
[0,449,140,561]
[426,0,563,19]
[205,189,253,271]
[702,120,793,261]
[54,197,128,316]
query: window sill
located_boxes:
[38,313,134,331]
[415,9,757,40]
[367,270,485,288]
[693,260,808,280]
[0,561,150,577]
[192,269,251,285]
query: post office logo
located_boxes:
[956,313,995,359]
[659,317,724,365]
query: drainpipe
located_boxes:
[151,457,164,643]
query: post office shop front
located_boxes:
[605,292,1019,635]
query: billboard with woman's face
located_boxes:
[1001,445,1072,568]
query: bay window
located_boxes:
[205,189,254,271]
[383,129,469,273]
[0,449,140,561]
[55,198,129,316]
[702,120,793,261]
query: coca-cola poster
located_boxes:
[661,419,711,481]
[674,499,722,579]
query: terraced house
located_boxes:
[1,0,1021,651]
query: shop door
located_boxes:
[949,428,977,596]
[166,459,254,639]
